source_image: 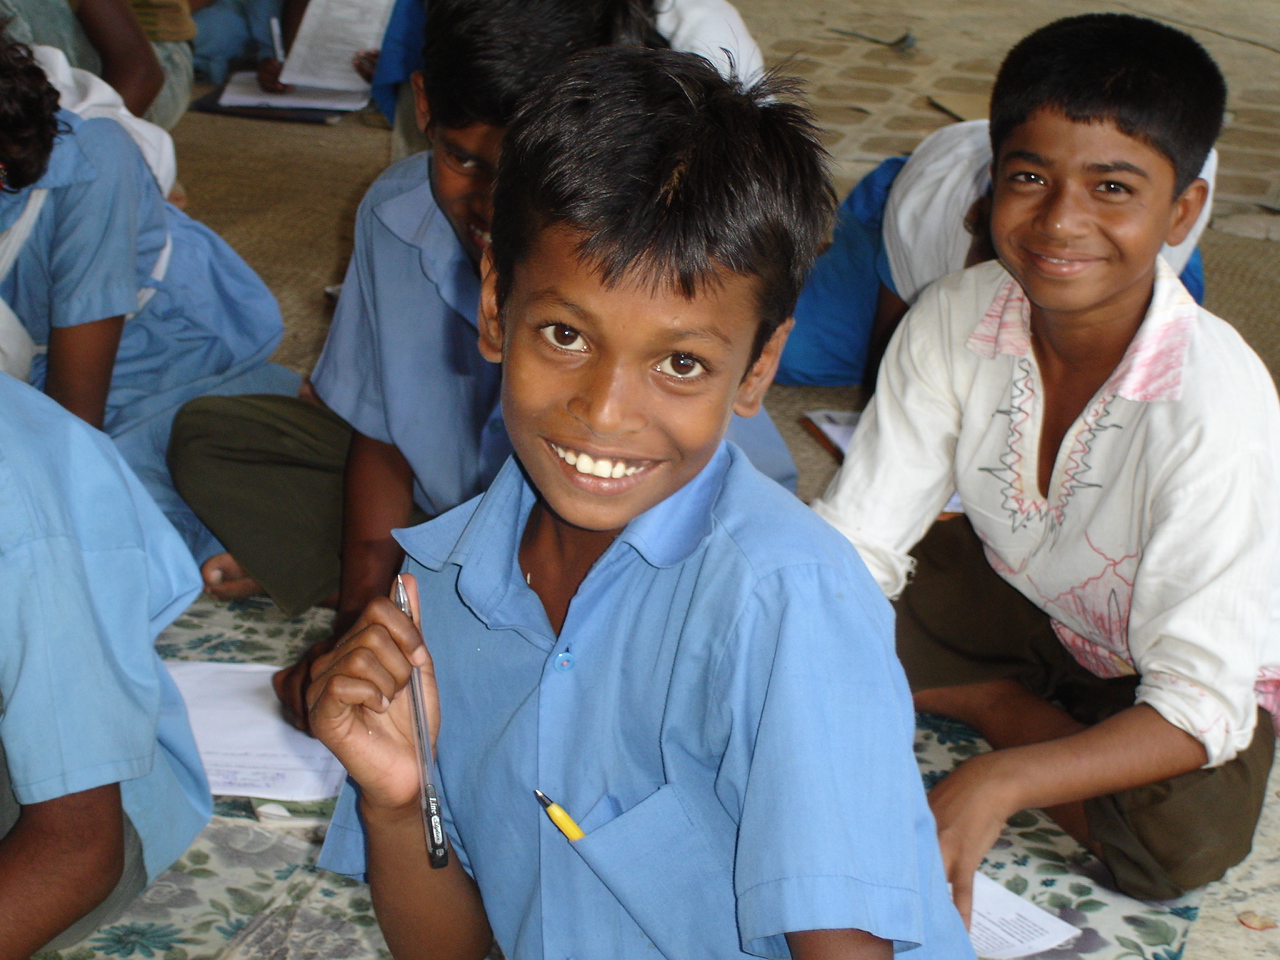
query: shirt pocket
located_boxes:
[571,782,748,959]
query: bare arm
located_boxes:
[929,701,1207,922]
[275,431,415,730]
[0,784,125,959]
[74,0,164,117]
[787,928,893,960]
[308,587,492,960]
[45,315,124,430]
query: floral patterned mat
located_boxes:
[35,595,1201,960]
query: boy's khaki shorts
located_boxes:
[896,516,1276,901]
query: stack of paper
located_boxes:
[167,661,347,802]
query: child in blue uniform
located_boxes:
[169,0,797,731]
[309,48,972,960]
[0,373,210,953]
[0,36,296,561]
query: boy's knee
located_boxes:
[1088,711,1275,899]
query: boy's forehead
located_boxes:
[509,225,763,308]
[996,109,1176,178]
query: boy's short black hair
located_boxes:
[421,0,667,131]
[0,30,61,191]
[989,13,1225,195]
[490,47,834,362]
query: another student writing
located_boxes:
[309,48,973,960]
[813,14,1280,921]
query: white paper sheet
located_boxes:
[166,662,348,801]
[279,0,395,92]
[969,873,1080,959]
[217,71,369,112]
[804,408,861,452]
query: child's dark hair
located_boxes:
[491,47,834,362]
[0,30,61,191]
[989,13,1225,195]
[421,0,667,131]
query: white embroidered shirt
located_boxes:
[814,259,1280,766]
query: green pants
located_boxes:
[169,394,432,616]
[896,516,1276,901]
[169,394,355,616]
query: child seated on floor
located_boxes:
[308,47,973,960]
[776,115,1216,389]
[0,33,297,562]
[0,373,210,956]
[369,0,766,161]
[168,0,798,731]
[812,13,1280,921]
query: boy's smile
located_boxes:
[990,108,1205,333]
[479,226,787,535]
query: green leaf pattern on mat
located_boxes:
[914,712,1199,959]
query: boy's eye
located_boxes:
[539,323,587,352]
[448,148,479,171]
[658,353,706,379]
[1097,180,1133,196]
[1009,171,1044,185]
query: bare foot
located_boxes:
[202,553,265,601]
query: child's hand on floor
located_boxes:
[257,56,291,93]
[926,752,1022,927]
[307,576,440,813]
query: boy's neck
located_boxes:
[518,499,619,635]
[1028,279,1154,385]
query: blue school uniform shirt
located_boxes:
[0,375,210,882]
[0,111,284,436]
[310,153,796,520]
[320,444,972,959]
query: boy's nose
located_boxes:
[1036,184,1089,239]
[567,362,647,437]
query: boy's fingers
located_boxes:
[308,672,393,729]
[395,574,429,666]
[951,871,974,929]
[310,628,412,709]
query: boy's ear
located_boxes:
[410,71,431,135]
[1165,177,1209,249]
[733,317,793,419]
[477,248,504,363]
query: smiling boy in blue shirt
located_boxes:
[308,48,972,960]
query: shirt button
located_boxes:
[553,652,574,672]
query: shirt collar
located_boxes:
[396,444,732,623]
[965,257,1196,402]
[372,154,480,325]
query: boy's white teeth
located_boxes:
[552,444,641,478]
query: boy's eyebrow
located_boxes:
[1084,160,1151,180]
[524,290,736,348]
[1000,149,1151,180]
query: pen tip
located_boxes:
[533,789,552,809]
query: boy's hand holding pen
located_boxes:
[307,574,448,866]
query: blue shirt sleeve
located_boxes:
[0,397,200,806]
[311,199,394,444]
[45,119,161,331]
[713,561,949,954]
